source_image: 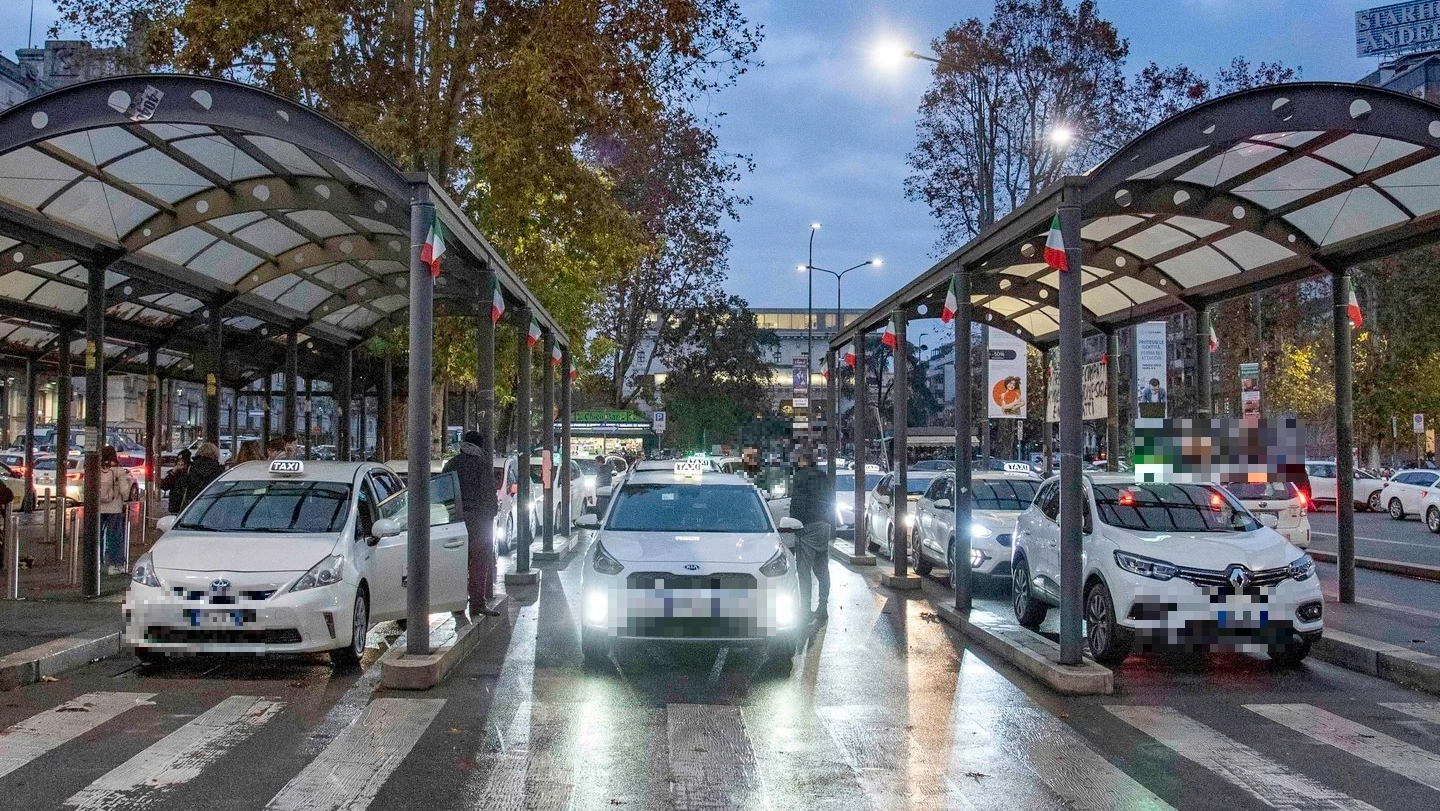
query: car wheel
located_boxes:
[1389,498,1406,520]
[946,537,958,585]
[883,525,895,559]
[503,516,515,554]
[1429,507,1440,534]
[1268,634,1313,666]
[1367,491,1382,512]
[1084,579,1134,666]
[912,538,934,576]
[581,629,610,669]
[1011,556,1048,630]
[330,587,368,668]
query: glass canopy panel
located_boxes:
[43,180,156,240]
[0,147,79,208]
[1251,131,1323,149]
[140,123,214,141]
[252,275,303,301]
[187,239,266,284]
[985,296,1030,316]
[1108,275,1166,304]
[104,148,213,204]
[332,162,379,189]
[372,294,406,313]
[1284,187,1408,246]
[349,215,403,235]
[170,135,271,181]
[230,219,309,256]
[1165,216,1228,238]
[142,228,218,266]
[0,272,44,300]
[1157,245,1239,288]
[1374,155,1440,215]
[1014,310,1059,336]
[225,315,263,331]
[0,236,16,251]
[151,293,203,312]
[1177,142,1284,187]
[1232,156,1352,209]
[45,127,144,168]
[331,306,383,331]
[8,325,52,346]
[1312,134,1421,174]
[1081,215,1147,242]
[310,263,369,290]
[285,210,353,239]
[274,279,331,312]
[1127,146,1209,181]
[1212,231,1296,270]
[27,281,87,312]
[245,136,327,176]
[1114,223,1197,259]
[1082,285,1132,316]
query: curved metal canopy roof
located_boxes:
[833,82,1440,349]
[0,74,566,382]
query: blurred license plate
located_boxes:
[184,609,253,627]
[664,596,718,618]
[1218,609,1268,628]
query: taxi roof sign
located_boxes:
[269,459,304,475]
[674,459,706,477]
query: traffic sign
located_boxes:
[653,411,667,433]
[1415,413,1425,434]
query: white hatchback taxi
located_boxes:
[577,462,804,672]
[124,460,471,665]
[913,472,1042,585]
[1011,475,1323,666]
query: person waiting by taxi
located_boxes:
[99,446,136,575]
[160,449,191,514]
[594,454,613,490]
[444,430,500,617]
[177,443,224,514]
[234,440,264,465]
[265,437,288,460]
[789,444,834,625]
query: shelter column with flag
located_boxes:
[491,278,506,324]
[421,215,446,278]
[881,322,897,350]
[527,316,542,348]
[941,276,958,324]
[1196,306,1215,418]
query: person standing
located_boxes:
[178,443,224,514]
[160,450,191,515]
[788,445,834,624]
[444,430,500,617]
[98,446,135,575]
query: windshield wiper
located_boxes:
[172,522,214,531]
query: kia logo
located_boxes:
[683,564,701,571]
[1225,566,1251,590]
[209,578,231,592]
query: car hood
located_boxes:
[151,532,341,573]
[1102,525,1298,570]
[973,509,1022,530]
[598,530,782,565]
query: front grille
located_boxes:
[623,616,766,640]
[170,587,279,603]
[145,626,302,645]
[1174,565,1291,590]
[626,572,757,590]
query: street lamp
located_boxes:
[802,258,883,338]
[805,223,820,385]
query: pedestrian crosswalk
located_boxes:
[4,690,1440,810]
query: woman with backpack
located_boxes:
[99,446,135,575]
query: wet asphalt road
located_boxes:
[1309,508,1440,567]
[4,539,1440,811]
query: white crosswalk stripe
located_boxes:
[0,692,156,780]
[1245,703,1440,793]
[1106,705,1381,811]
[64,695,284,811]
[1383,702,1440,726]
[264,698,445,811]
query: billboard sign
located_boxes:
[1047,358,1107,423]
[1135,321,1168,419]
[986,327,1027,419]
[1240,362,1261,417]
[1356,1,1440,58]
[792,356,808,399]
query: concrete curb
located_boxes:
[380,599,511,690]
[935,604,1113,695]
[1309,550,1440,582]
[828,542,877,566]
[532,532,579,563]
[880,572,923,590]
[0,623,121,691]
[1310,629,1440,695]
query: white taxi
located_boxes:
[913,472,1042,585]
[1011,475,1323,666]
[577,461,804,672]
[123,460,471,665]
[1223,481,1311,549]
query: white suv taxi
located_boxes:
[577,462,804,672]
[1010,475,1323,666]
[124,460,471,665]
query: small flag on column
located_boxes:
[820,356,830,382]
[881,322,897,349]
[1044,213,1068,272]
[527,317,542,349]
[941,276,958,324]
[843,344,856,367]
[421,215,446,278]
[1208,323,1219,353]
[569,368,577,381]
[491,278,506,324]
[1347,283,1363,329]
[550,343,562,366]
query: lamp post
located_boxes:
[805,223,820,390]
[802,257,882,443]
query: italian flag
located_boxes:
[569,368,577,381]
[843,344,856,367]
[1208,324,1219,353]
[526,316,541,349]
[940,276,958,324]
[550,343,562,367]
[491,278,506,324]
[422,216,446,278]
[1044,213,1068,272]
[1347,283,1363,329]
[881,322,897,350]
[820,355,830,382]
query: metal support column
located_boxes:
[55,332,71,520]
[261,375,273,447]
[890,309,910,579]
[514,307,534,576]
[826,350,838,483]
[1195,305,1213,418]
[1042,348,1054,477]
[380,357,393,462]
[284,331,298,439]
[979,325,990,470]
[1333,268,1356,603]
[404,188,435,655]
[83,263,105,596]
[227,392,238,459]
[1107,331,1121,472]
[337,349,353,461]
[357,386,368,461]
[304,378,314,458]
[1057,194,1085,665]
[852,335,869,557]
[145,349,158,505]
[953,271,973,612]
[476,270,497,565]
[205,306,221,444]
[21,358,36,513]
[540,331,555,554]
[560,348,573,535]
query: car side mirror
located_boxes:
[156,514,177,533]
[933,498,952,510]
[370,518,402,543]
[574,513,600,530]
[778,517,803,532]
[1257,513,1279,529]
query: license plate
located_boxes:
[1218,609,1269,628]
[183,608,253,627]
[664,596,719,619]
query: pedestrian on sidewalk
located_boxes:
[789,444,834,624]
[234,440,263,465]
[178,443,224,513]
[265,438,288,460]
[160,450,190,514]
[98,446,135,575]
[444,430,500,617]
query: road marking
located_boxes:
[1310,531,1436,548]
[1107,705,1380,810]
[0,692,156,780]
[1383,702,1440,726]
[65,695,283,810]
[667,703,767,811]
[264,698,444,811]
[1246,704,1440,792]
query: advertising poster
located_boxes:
[1046,352,1058,424]
[987,327,1027,419]
[1135,321,1168,419]
[1046,356,1107,422]
[1240,362,1261,417]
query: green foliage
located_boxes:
[659,296,775,447]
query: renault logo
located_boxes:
[209,578,231,592]
[683,564,701,571]
[1226,566,1252,590]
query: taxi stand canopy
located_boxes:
[831,82,1440,662]
[0,74,572,653]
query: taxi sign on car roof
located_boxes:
[674,459,706,477]
[269,459,304,475]
[1002,462,1032,473]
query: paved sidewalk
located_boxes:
[0,599,119,658]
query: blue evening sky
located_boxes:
[0,1,1394,311]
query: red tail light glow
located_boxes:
[66,471,83,481]
[1296,490,1308,508]
[1209,492,1223,509]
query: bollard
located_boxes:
[57,500,66,563]
[69,506,81,586]
[6,508,19,599]
[41,495,49,540]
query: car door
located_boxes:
[1027,481,1062,596]
[932,476,957,559]
[373,470,470,616]
[1306,463,1337,502]
[870,474,892,540]
[1388,471,1419,513]
[358,476,406,621]
[1405,471,1440,513]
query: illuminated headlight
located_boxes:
[760,548,790,577]
[970,548,988,568]
[584,590,608,625]
[591,539,624,575]
[131,552,161,588]
[289,554,345,592]
[776,591,797,628]
[1113,550,1178,581]
[969,523,992,539]
[902,514,914,528]
[583,476,596,490]
[1287,554,1315,582]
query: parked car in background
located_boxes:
[911,459,956,472]
[1381,468,1440,520]
[1305,460,1387,512]
[913,472,1042,586]
[864,470,946,559]
[33,455,81,503]
[1222,481,1311,549]
[0,461,35,511]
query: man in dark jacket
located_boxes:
[178,443,224,513]
[444,430,500,616]
[160,450,191,514]
[788,445,834,624]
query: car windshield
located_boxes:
[974,479,1041,510]
[1224,481,1294,500]
[576,459,599,475]
[836,473,883,491]
[605,482,772,533]
[175,480,352,533]
[1093,483,1259,533]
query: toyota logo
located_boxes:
[1226,566,1252,590]
[209,578,231,592]
[683,564,701,571]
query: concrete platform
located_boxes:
[503,570,539,586]
[379,598,510,690]
[532,532,580,563]
[1311,628,1440,695]
[936,603,1113,695]
[0,622,120,691]
[879,572,923,590]
[829,541,877,566]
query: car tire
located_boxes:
[912,539,934,576]
[1389,498,1406,520]
[1429,506,1440,535]
[1367,491,1381,512]
[580,629,610,669]
[330,587,368,668]
[503,516,515,555]
[946,537,958,585]
[1012,556,1048,630]
[884,525,895,560]
[1084,579,1134,666]
[1268,635,1313,666]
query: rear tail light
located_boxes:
[129,466,146,480]
[12,466,24,477]
[66,471,82,481]
[1296,490,1307,508]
